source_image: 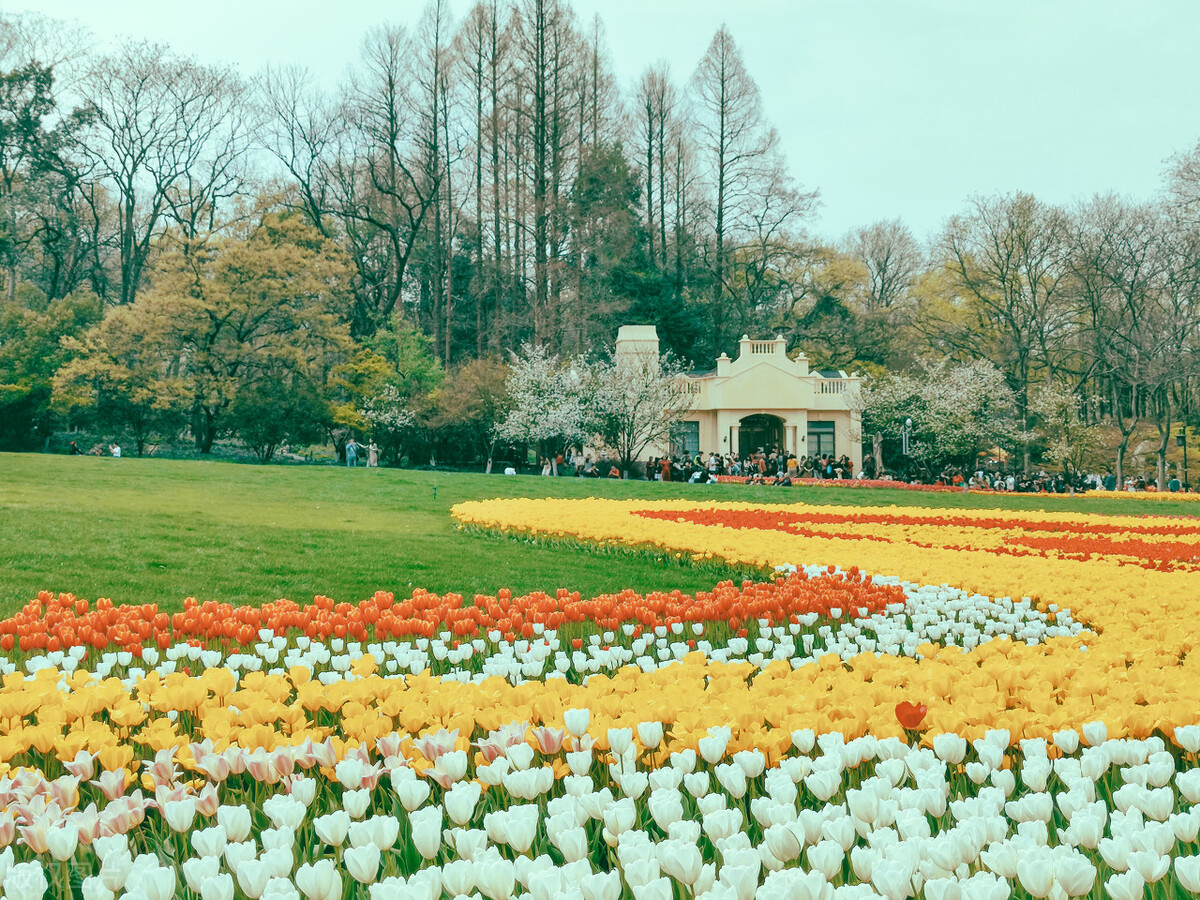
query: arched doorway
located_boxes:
[738,414,784,458]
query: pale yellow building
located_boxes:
[616,325,862,471]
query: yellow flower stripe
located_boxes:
[452,498,1200,742]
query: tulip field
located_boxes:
[4,459,1200,899]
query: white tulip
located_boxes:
[341,788,371,819]
[199,873,235,900]
[80,877,114,900]
[191,825,227,859]
[698,731,729,764]
[162,797,198,833]
[217,805,252,843]
[1081,721,1107,747]
[262,846,294,879]
[181,857,220,894]
[344,844,381,885]
[235,860,270,899]
[476,858,516,900]
[46,824,78,862]
[1127,850,1169,883]
[1176,855,1200,892]
[314,810,350,847]
[445,780,483,826]
[932,733,966,764]
[295,860,342,900]
[3,862,48,900]
[579,870,621,900]
[441,860,475,897]
[805,840,844,881]
[262,877,301,900]
[126,866,176,900]
[395,778,432,811]
[1105,870,1145,900]
[1048,731,1079,757]
[409,805,444,860]
[1174,724,1200,753]
[637,721,664,749]
[564,708,590,737]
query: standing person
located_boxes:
[367,441,379,468]
[109,442,121,458]
[69,441,80,455]
[346,438,359,467]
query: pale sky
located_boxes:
[18,0,1200,243]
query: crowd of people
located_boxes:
[522,448,856,483]
[652,450,856,484]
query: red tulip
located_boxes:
[895,701,927,730]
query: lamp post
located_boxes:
[1178,429,1189,490]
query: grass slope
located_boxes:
[0,453,1189,614]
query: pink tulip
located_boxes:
[376,733,408,760]
[531,726,566,755]
[142,749,177,788]
[413,728,459,763]
[18,819,50,855]
[91,770,127,802]
[196,784,220,817]
[71,805,100,845]
[63,752,96,782]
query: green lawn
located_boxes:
[0,453,1190,614]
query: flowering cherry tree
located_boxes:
[589,349,694,476]
[494,344,593,456]
[497,344,693,473]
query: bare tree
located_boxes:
[848,218,920,311]
[331,24,442,336]
[260,66,337,237]
[937,192,1072,471]
[80,43,251,305]
[690,25,778,352]
[635,64,674,271]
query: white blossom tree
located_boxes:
[494,344,593,459]
[589,349,694,476]
[861,359,1019,474]
[360,384,416,463]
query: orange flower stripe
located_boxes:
[635,507,1200,572]
[3,571,902,655]
[451,497,1200,741]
